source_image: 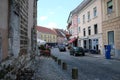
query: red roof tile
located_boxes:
[36,26,56,35]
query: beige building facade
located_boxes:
[102,0,120,58]
[77,0,103,53]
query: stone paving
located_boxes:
[32,56,71,80]
[1,48,120,80]
[51,48,120,80]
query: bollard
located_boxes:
[72,67,78,79]
[58,59,61,65]
[62,62,67,70]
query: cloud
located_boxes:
[40,16,48,21]
[46,22,58,29]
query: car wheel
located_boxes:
[73,53,74,56]
[82,53,85,56]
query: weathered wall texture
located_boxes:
[0,0,9,61]
[9,0,20,57]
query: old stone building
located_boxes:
[8,0,20,57]
[8,0,37,57]
[0,0,37,61]
[102,0,120,59]
[0,0,9,61]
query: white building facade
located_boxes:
[77,0,103,53]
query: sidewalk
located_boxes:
[85,53,105,58]
[85,52,120,61]
[32,56,71,80]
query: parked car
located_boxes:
[89,49,100,54]
[58,44,66,51]
[83,48,89,53]
[70,47,85,56]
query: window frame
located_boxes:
[107,0,113,14]
[78,26,80,32]
[78,18,80,24]
[88,26,91,35]
[94,24,98,34]
[83,15,85,23]
[83,28,86,36]
[87,11,90,21]
[93,7,97,17]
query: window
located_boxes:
[89,39,92,49]
[83,40,87,49]
[93,7,97,17]
[94,24,98,34]
[87,11,90,21]
[41,35,42,38]
[78,18,80,24]
[79,40,81,46]
[70,30,72,34]
[83,28,86,36]
[108,31,114,48]
[88,26,91,35]
[83,15,85,23]
[53,36,55,39]
[78,27,80,32]
[107,0,113,14]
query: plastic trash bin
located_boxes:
[104,45,111,59]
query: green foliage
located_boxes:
[39,45,46,50]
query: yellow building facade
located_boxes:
[37,26,57,44]
[102,0,120,59]
[40,33,57,43]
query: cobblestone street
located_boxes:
[32,56,71,80]
[31,47,120,80]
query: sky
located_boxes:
[37,0,83,30]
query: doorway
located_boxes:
[108,31,115,56]
[108,31,114,48]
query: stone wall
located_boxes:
[0,0,9,61]
[9,0,20,58]
[102,17,120,59]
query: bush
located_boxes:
[39,45,46,50]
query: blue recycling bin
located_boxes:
[104,45,111,59]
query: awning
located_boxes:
[37,39,46,45]
[68,38,76,43]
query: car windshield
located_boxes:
[73,47,78,50]
[59,44,65,47]
[73,47,82,51]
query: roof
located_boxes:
[67,0,91,23]
[53,29,68,38]
[53,29,64,37]
[36,26,56,35]
[72,0,91,14]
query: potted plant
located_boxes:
[39,45,51,56]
